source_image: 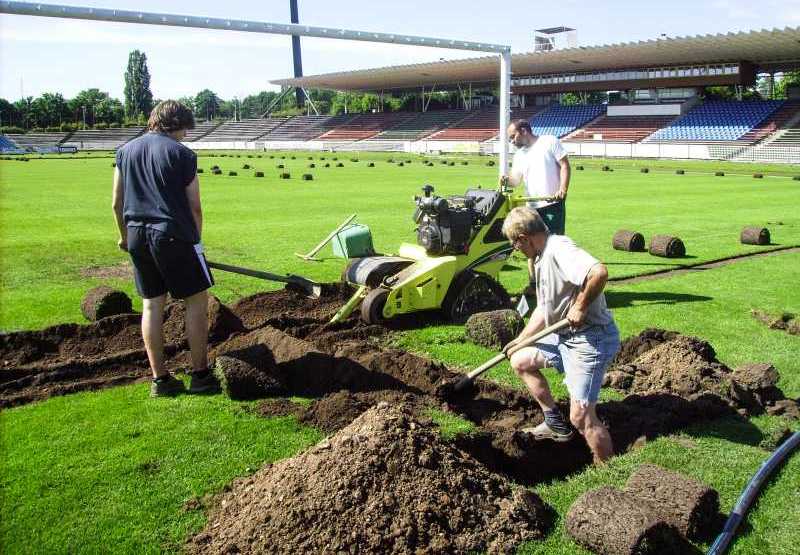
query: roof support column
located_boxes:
[499,50,511,178]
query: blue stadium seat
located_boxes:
[529,105,605,138]
[647,100,784,142]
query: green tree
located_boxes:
[68,89,112,126]
[124,50,154,120]
[94,97,124,125]
[0,98,19,128]
[774,71,800,99]
[13,97,33,129]
[194,89,220,120]
[29,93,68,128]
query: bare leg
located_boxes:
[142,295,167,379]
[184,290,209,373]
[509,348,557,412]
[570,401,613,464]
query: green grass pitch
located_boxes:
[1,151,799,553]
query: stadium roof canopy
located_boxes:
[271,26,800,92]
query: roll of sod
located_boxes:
[575,164,584,170]
[676,169,685,175]
[336,162,344,167]
[302,174,313,181]
[214,352,283,400]
[715,171,725,177]
[247,154,253,158]
[290,156,296,160]
[753,173,763,179]
[269,155,274,159]
[80,286,133,321]
[487,160,496,166]
[448,161,455,166]
[111,162,116,167]
[624,464,719,541]
[397,162,405,167]
[211,168,222,175]
[612,230,646,252]
[235,154,241,158]
[461,161,469,165]
[740,226,770,245]
[197,168,204,173]
[793,175,800,181]
[367,162,375,167]
[277,164,284,169]
[602,165,611,171]
[308,163,315,168]
[228,171,237,176]
[441,160,448,165]
[332,157,338,161]
[242,164,250,169]
[386,158,394,163]
[280,172,291,179]
[324,163,331,168]
[307,156,314,160]
[649,235,685,258]
[640,167,649,173]
[279,155,285,159]
[254,171,264,178]
[465,309,524,350]
[566,487,687,555]
[350,158,359,162]
[211,165,220,170]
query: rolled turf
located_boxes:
[612,230,646,252]
[80,286,133,321]
[649,234,686,258]
[740,226,770,245]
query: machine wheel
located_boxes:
[441,271,511,324]
[361,287,390,324]
[341,257,365,283]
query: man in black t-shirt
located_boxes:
[112,100,219,397]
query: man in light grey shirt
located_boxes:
[501,207,619,463]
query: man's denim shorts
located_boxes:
[535,322,620,405]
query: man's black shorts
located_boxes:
[127,225,214,299]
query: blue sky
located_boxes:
[1,0,798,101]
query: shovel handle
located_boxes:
[455,318,570,390]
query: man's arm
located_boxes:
[567,263,608,328]
[555,155,570,200]
[185,175,203,239]
[111,167,127,251]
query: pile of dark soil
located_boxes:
[751,309,800,336]
[605,329,799,418]
[187,404,551,555]
[0,295,242,407]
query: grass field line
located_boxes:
[609,245,800,285]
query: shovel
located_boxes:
[453,318,570,391]
[207,260,322,298]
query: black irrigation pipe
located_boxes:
[707,431,800,555]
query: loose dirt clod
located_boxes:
[648,235,685,258]
[751,309,800,336]
[465,309,523,349]
[612,230,646,252]
[187,404,551,555]
[80,286,133,321]
[566,486,690,555]
[740,226,770,245]
[624,464,719,541]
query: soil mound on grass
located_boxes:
[187,404,551,555]
[605,329,798,417]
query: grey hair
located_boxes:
[502,207,549,241]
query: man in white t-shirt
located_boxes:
[502,119,571,289]
[501,207,620,464]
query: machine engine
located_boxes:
[413,185,481,255]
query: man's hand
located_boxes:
[502,337,524,356]
[566,304,587,329]
[554,187,568,201]
[117,237,128,252]
[499,174,510,188]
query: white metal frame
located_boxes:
[0,1,513,173]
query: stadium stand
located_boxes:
[427,107,500,141]
[261,114,336,141]
[529,104,606,138]
[371,110,471,141]
[0,135,22,151]
[735,100,800,143]
[183,120,222,142]
[67,127,145,149]
[645,100,784,142]
[317,112,417,141]
[567,115,677,143]
[7,132,70,148]
[202,118,288,141]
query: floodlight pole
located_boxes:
[0,0,512,175]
